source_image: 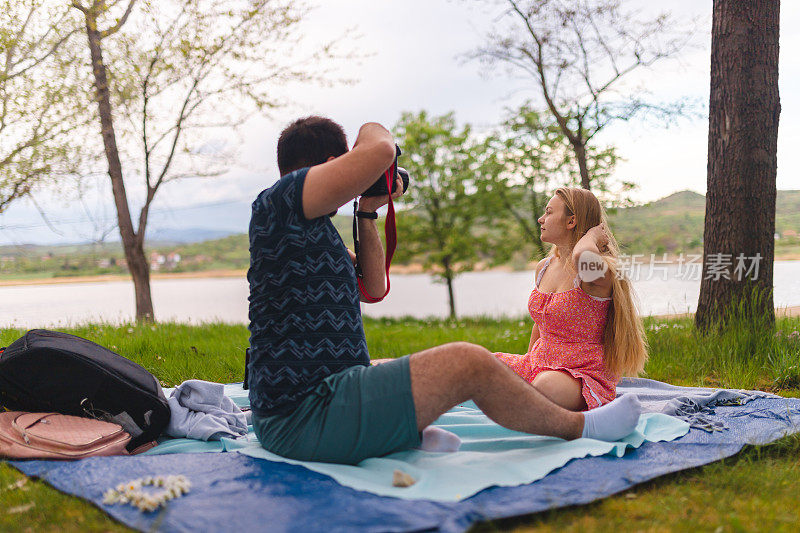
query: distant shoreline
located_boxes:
[0,269,248,287]
[2,255,800,287]
[655,306,800,319]
[1,267,798,321]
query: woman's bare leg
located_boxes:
[532,370,587,411]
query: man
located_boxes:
[247,116,641,465]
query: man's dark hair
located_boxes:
[277,116,348,176]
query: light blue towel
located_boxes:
[147,384,688,502]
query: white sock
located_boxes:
[581,394,643,441]
[419,426,462,452]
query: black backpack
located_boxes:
[0,329,170,451]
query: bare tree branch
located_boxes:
[71,1,88,14]
[469,0,696,189]
[0,1,87,210]
[101,0,138,37]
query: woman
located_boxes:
[495,187,648,411]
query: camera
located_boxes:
[361,144,410,197]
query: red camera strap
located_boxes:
[356,164,397,303]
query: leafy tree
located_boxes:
[475,105,621,262]
[69,0,350,321]
[0,0,86,213]
[468,0,693,190]
[393,111,490,319]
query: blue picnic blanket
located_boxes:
[10,378,800,532]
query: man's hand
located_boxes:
[357,176,405,213]
[302,122,395,220]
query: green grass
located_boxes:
[475,433,800,532]
[1,315,799,531]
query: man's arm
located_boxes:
[301,122,395,220]
[347,176,404,302]
[353,216,386,299]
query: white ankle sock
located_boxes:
[419,426,462,453]
[581,394,643,441]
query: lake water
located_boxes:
[1,261,799,328]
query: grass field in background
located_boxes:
[1,314,799,531]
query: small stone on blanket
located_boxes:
[392,470,416,487]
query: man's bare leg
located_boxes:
[409,342,584,440]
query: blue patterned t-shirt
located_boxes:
[247,167,370,416]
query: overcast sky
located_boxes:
[1,0,798,245]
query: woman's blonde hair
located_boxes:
[548,187,648,377]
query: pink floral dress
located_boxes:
[494,256,618,410]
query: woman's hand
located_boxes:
[585,223,610,252]
[572,222,613,287]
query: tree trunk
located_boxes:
[573,140,591,190]
[442,255,456,319]
[84,17,155,322]
[695,0,780,332]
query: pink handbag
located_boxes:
[0,411,132,460]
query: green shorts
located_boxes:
[252,356,420,465]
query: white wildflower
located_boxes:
[103,475,191,513]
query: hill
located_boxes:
[776,190,800,234]
[2,190,799,280]
[606,190,706,255]
[607,189,800,257]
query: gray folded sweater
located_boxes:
[166,379,248,441]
